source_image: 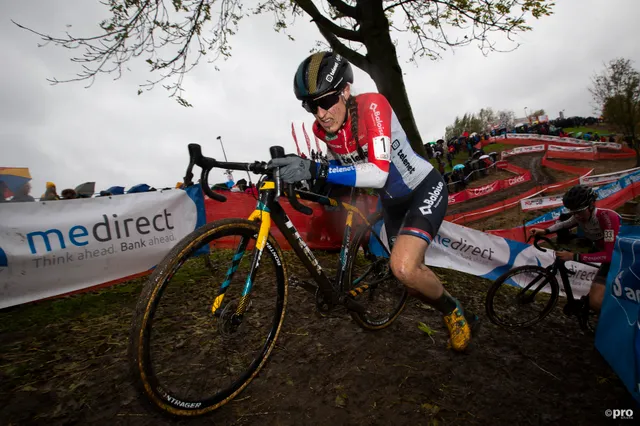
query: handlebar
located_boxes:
[530,234,600,269]
[530,234,558,253]
[184,143,312,215]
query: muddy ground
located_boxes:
[1,247,637,426]
[450,154,637,231]
[2,150,638,426]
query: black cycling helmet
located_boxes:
[563,184,596,212]
[293,52,353,101]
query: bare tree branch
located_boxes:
[295,0,363,42]
[316,23,369,73]
[326,0,357,18]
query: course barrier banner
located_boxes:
[448,168,531,206]
[501,144,546,159]
[374,220,597,297]
[0,190,202,309]
[505,133,594,146]
[594,142,622,150]
[525,170,639,226]
[581,167,640,187]
[520,194,564,211]
[596,226,640,403]
[547,144,596,161]
[548,144,595,153]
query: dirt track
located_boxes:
[0,253,633,426]
[1,148,638,425]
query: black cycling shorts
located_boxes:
[594,262,610,282]
[381,170,448,247]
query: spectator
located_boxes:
[61,189,78,200]
[244,183,259,197]
[41,182,61,201]
[11,182,35,202]
[0,181,7,203]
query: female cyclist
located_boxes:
[530,184,621,312]
[269,51,478,351]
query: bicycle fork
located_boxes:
[211,202,271,320]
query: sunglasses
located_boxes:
[569,205,590,215]
[302,91,342,114]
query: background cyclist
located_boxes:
[529,184,621,312]
[269,52,479,351]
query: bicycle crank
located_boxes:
[314,287,334,313]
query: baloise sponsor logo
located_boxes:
[419,181,444,215]
[369,102,385,136]
[612,260,640,303]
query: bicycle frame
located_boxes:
[211,178,389,318]
[519,254,587,306]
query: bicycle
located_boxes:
[128,144,407,417]
[485,234,600,333]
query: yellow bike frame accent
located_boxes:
[253,211,271,250]
[212,294,225,313]
[342,201,371,226]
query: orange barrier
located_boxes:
[541,153,593,176]
[205,192,377,250]
[449,169,531,205]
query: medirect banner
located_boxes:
[0,190,201,309]
[520,194,564,211]
[580,167,640,187]
[375,220,597,297]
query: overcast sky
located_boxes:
[2,0,639,196]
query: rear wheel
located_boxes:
[485,265,559,328]
[345,212,408,330]
[129,219,287,417]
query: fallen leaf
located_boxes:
[418,322,437,336]
[421,402,440,415]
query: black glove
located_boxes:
[268,155,320,184]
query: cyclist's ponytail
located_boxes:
[346,95,366,162]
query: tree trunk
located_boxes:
[357,0,426,157]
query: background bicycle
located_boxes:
[485,234,601,333]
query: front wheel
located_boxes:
[485,265,559,328]
[128,219,287,417]
[345,212,408,330]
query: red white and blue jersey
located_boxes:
[546,208,622,263]
[312,93,433,199]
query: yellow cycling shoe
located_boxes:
[443,305,473,352]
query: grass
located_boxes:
[0,253,226,334]
[564,127,614,136]
[0,279,146,334]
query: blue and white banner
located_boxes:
[0,188,205,309]
[373,220,598,297]
[525,169,640,226]
[596,226,640,403]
